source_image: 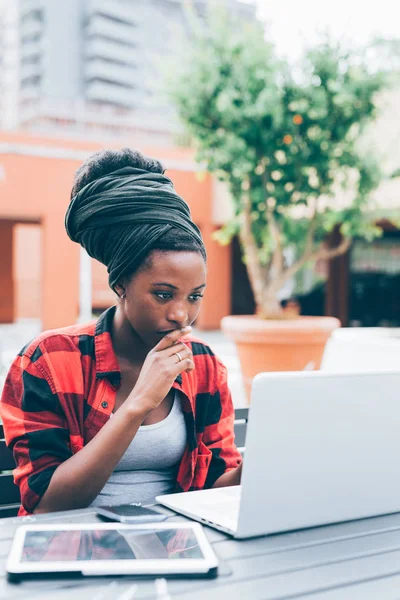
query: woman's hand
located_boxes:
[127,327,194,415]
[212,461,243,488]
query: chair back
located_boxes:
[0,424,20,517]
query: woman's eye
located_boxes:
[189,294,204,302]
[155,292,172,300]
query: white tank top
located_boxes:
[90,391,187,507]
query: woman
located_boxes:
[0,148,242,516]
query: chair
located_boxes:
[321,329,400,373]
[0,424,20,518]
[234,408,248,454]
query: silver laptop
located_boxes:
[157,370,400,539]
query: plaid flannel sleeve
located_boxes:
[203,358,242,488]
[0,347,73,513]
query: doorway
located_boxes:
[349,232,400,327]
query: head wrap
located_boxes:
[65,166,204,290]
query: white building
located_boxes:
[1,0,256,142]
[0,0,19,129]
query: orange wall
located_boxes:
[0,220,14,323]
[0,149,80,329]
[0,131,231,330]
[92,259,115,309]
[196,224,232,329]
[14,224,42,320]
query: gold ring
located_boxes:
[175,352,183,363]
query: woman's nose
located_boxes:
[167,304,188,328]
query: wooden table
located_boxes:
[3,506,400,599]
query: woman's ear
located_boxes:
[114,283,126,299]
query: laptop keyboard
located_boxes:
[191,489,240,529]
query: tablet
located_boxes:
[6,522,219,582]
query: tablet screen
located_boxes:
[20,527,204,562]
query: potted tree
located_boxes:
[168,9,390,399]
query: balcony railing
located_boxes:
[85,38,136,66]
[84,58,136,86]
[20,62,42,81]
[17,97,179,140]
[20,18,43,40]
[20,39,42,61]
[20,0,44,20]
[86,0,136,26]
[85,80,135,107]
[86,14,136,46]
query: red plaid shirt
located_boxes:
[0,307,241,516]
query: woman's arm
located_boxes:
[36,327,194,513]
[1,328,194,514]
[34,401,147,513]
[1,360,145,514]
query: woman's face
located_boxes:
[122,251,207,349]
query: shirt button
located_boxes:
[101,401,108,409]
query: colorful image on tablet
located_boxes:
[21,528,204,562]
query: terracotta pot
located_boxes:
[221,315,341,403]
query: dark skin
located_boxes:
[112,250,205,422]
[34,250,241,513]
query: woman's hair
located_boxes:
[71,148,206,278]
[71,148,164,198]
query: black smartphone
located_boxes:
[96,504,168,524]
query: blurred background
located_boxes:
[0,0,399,405]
